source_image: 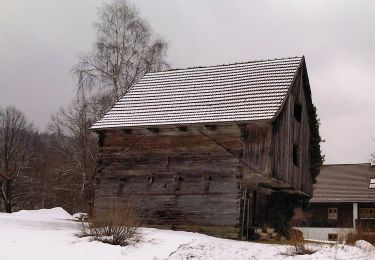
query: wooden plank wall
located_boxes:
[94,125,243,233]
[272,66,312,196]
[240,123,273,185]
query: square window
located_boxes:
[328,233,338,241]
[328,208,338,219]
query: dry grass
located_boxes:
[344,230,375,246]
[79,200,143,246]
[336,221,375,246]
[284,229,317,255]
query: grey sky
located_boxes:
[0,0,374,164]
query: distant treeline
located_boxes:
[0,104,96,213]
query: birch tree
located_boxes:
[73,0,169,103]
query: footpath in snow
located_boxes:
[0,208,374,260]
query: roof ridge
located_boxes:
[150,56,303,74]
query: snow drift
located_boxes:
[10,207,73,220]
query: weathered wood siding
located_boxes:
[94,125,243,232]
[240,123,273,185]
[272,66,312,195]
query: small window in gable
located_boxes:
[293,144,299,167]
[294,102,302,122]
[369,179,375,189]
[328,208,338,220]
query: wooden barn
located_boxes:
[91,56,317,239]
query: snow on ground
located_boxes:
[0,208,375,260]
[9,207,73,220]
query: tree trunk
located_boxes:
[4,200,12,213]
[1,179,13,213]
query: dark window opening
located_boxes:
[328,233,338,241]
[293,144,299,167]
[98,132,105,147]
[294,102,302,122]
[148,176,154,183]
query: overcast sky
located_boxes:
[1,0,374,164]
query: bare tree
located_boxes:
[48,96,97,212]
[73,0,169,102]
[0,106,37,212]
[44,0,169,213]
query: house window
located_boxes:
[369,179,375,189]
[359,208,375,219]
[328,233,338,241]
[328,208,338,220]
[294,102,302,122]
[293,144,299,167]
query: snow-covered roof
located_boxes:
[311,164,375,203]
[91,56,303,129]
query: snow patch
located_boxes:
[73,212,88,221]
[355,240,375,251]
[11,207,73,220]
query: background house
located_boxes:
[296,163,375,240]
[91,56,318,239]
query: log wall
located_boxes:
[94,125,243,236]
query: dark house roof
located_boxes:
[311,163,375,203]
[91,56,303,130]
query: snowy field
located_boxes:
[0,208,374,260]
